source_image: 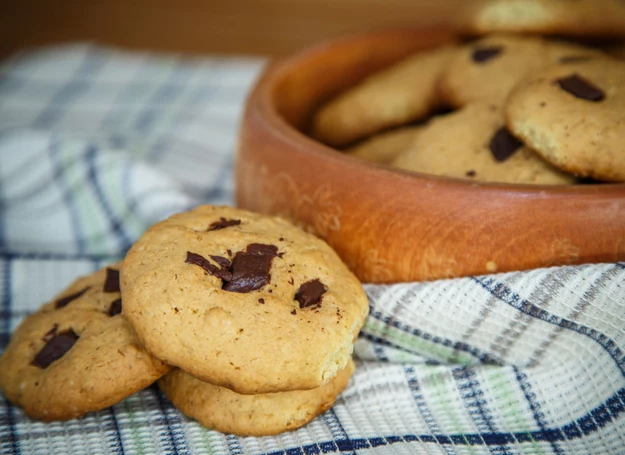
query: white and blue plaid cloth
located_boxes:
[1,44,624,455]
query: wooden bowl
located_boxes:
[236,26,625,283]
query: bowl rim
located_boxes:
[250,25,625,197]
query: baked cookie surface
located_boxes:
[506,60,625,182]
[455,0,625,38]
[312,46,457,147]
[440,34,603,107]
[121,205,369,394]
[347,127,422,164]
[159,359,355,436]
[392,101,575,185]
[0,263,170,421]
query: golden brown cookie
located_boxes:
[392,101,575,185]
[121,205,369,394]
[440,34,604,107]
[312,46,457,147]
[346,127,421,164]
[506,59,625,181]
[455,0,625,38]
[0,264,170,421]
[159,359,355,436]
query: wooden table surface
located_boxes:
[1,0,461,57]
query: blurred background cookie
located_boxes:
[392,101,575,185]
[346,127,422,164]
[312,46,457,147]
[440,34,605,107]
[506,59,625,182]
[455,0,625,38]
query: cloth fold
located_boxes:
[0,45,623,455]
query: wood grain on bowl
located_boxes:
[236,27,625,283]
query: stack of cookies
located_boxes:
[312,0,625,185]
[0,206,369,436]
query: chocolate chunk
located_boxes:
[187,244,280,293]
[489,128,523,162]
[291,309,297,315]
[258,298,265,304]
[54,287,89,309]
[556,74,605,102]
[245,244,278,256]
[108,298,122,316]
[103,268,120,293]
[559,55,593,64]
[43,324,59,341]
[186,252,232,281]
[472,46,503,63]
[211,255,232,270]
[224,244,279,293]
[466,170,476,178]
[208,218,241,231]
[31,330,79,368]
[295,279,328,309]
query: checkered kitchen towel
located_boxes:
[1,44,624,455]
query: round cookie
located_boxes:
[39,263,125,314]
[0,264,170,421]
[346,127,422,165]
[159,359,355,436]
[121,205,369,394]
[391,101,575,185]
[506,59,625,182]
[455,0,625,38]
[440,34,605,107]
[312,46,457,147]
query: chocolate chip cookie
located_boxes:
[440,34,604,107]
[455,0,625,38]
[121,206,369,394]
[159,359,354,436]
[312,46,457,147]
[392,101,575,185]
[0,264,170,421]
[506,59,625,181]
[347,127,422,164]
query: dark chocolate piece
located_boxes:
[186,252,232,281]
[108,298,122,316]
[472,46,503,63]
[295,279,328,308]
[187,244,280,293]
[258,298,265,304]
[43,324,59,341]
[489,128,523,162]
[555,74,605,102]
[210,255,232,270]
[31,330,79,368]
[54,287,89,309]
[466,170,476,178]
[207,218,241,232]
[224,244,279,293]
[103,268,120,293]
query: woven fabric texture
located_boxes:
[0,45,624,455]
